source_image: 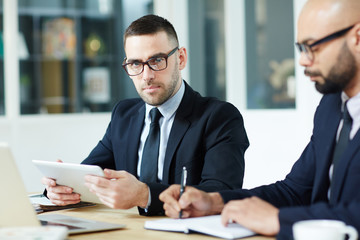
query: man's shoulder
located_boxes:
[184,84,238,111]
[112,98,144,115]
[317,93,342,111]
[320,92,341,104]
[184,95,241,122]
[312,93,342,126]
[193,94,240,115]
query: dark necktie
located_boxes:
[330,101,352,196]
[140,108,162,183]
[332,101,353,168]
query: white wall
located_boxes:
[0,114,110,192]
[154,0,190,83]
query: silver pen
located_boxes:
[179,166,187,219]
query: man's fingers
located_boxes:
[50,199,81,206]
[221,200,243,225]
[84,180,112,196]
[85,170,129,188]
[85,183,111,206]
[163,205,191,219]
[47,191,80,201]
[160,185,182,212]
[221,208,235,226]
[41,177,56,187]
[84,175,109,188]
[47,185,74,194]
[178,187,198,209]
[179,209,191,218]
[103,169,127,179]
[163,202,181,218]
[46,191,81,206]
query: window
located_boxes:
[188,0,226,100]
[245,0,295,109]
[17,0,153,114]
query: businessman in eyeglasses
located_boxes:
[160,0,360,238]
[41,14,249,216]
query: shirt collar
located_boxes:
[145,80,185,121]
[341,91,360,120]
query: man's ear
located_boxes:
[178,47,187,70]
[352,24,360,52]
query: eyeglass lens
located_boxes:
[123,47,178,76]
[296,43,313,61]
[125,57,167,76]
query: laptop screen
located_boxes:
[0,143,41,227]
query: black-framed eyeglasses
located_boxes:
[295,25,355,62]
[122,47,179,76]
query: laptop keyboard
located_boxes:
[40,220,83,230]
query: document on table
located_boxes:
[29,194,95,213]
[29,194,56,206]
[144,215,255,239]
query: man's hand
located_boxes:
[159,185,224,218]
[84,169,149,209]
[41,160,80,206]
[221,196,280,236]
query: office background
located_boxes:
[0,0,320,192]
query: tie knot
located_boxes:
[343,102,352,123]
[149,108,162,123]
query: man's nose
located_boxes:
[298,52,312,67]
[142,64,155,81]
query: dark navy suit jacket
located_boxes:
[220,92,360,239]
[83,82,249,215]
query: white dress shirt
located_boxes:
[137,80,185,181]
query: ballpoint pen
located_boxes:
[179,166,187,219]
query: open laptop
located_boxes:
[0,143,125,234]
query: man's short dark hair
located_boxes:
[124,14,179,47]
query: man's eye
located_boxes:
[130,62,142,67]
[149,57,164,65]
[310,46,320,53]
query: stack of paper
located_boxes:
[145,215,255,239]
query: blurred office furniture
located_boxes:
[1,0,153,115]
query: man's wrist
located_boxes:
[209,192,225,215]
[137,183,150,208]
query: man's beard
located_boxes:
[139,62,180,106]
[305,42,357,94]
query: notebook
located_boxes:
[144,215,255,239]
[0,143,125,234]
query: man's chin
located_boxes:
[142,96,167,106]
[315,82,343,94]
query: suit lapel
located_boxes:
[312,121,339,202]
[312,96,342,203]
[162,83,194,183]
[125,104,145,177]
[330,128,360,203]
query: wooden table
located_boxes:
[41,205,275,240]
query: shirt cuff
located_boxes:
[140,185,151,212]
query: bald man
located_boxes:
[159,0,360,238]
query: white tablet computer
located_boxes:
[33,160,104,204]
